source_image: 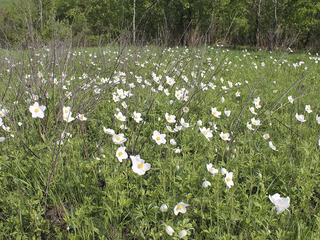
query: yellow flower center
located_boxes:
[116,137,120,141]
[226,177,231,182]
[65,117,69,120]
[65,110,68,113]
[204,131,208,135]
[80,116,83,120]
[213,111,217,115]
[35,108,39,113]
[138,163,144,169]
[118,152,123,156]
[168,117,171,120]
[156,136,161,141]
[222,135,226,139]
[135,116,138,119]
[177,205,183,210]
[119,116,122,119]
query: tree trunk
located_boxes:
[255,0,262,47]
[270,0,278,50]
[133,0,136,44]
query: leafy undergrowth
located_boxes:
[0,45,320,239]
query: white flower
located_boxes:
[175,125,183,132]
[63,113,75,122]
[305,105,312,113]
[29,102,46,118]
[206,163,219,175]
[269,141,278,151]
[164,88,170,96]
[295,113,306,122]
[197,120,202,126]
[166,125,176,133]
[103,127,115,135]
[202,180,211,188]
[0,108,8,117]
[2,126,10,132]
[77,114,87,121]
[170,139,177,145]
[62,106,74,122]
[113,94,119,102]
[0,118,2,127]
[288,96,294,104]
[208,82,216,89]
[165,113,176,123]
[172,147,181,153]
[180,118,189,128]
[253,97,260,105]
[251,117,261,126]
[247,122,255,131]
[133,111,143,123]
[255,102,262,108]
[130,155,151,175]
[200,127,213,141]
[249,107,257,115]
[225,172,234,188]
[175,90,183,100]
[166,76,175,86]
[182,107,189,113]
[220,132,231,141]
[63,106,71,116]
[221,168,228,175]
[115,112,126,122]
[263,134,270,140]
[224,109,231,117]
[152,131,166,145]
[269,193,290,214]
[160,203,169,212]
[112,134,127,144]
[161,221,175,236]
[121,102,127,109]
[0,137,5,142]
[235,91,241,97]
[174,202,189,215]
[116,146,128,162]
[211,107,221,118]
[316,114,320,124]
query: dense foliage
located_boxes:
[0,0,320,49]
[0,42,320,238]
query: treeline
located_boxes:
[0,0,320,49]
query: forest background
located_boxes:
[0,0,320,50]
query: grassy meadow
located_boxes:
[0,44,320,239]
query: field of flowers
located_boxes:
[0,44,320,239]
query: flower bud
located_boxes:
[160,203,169,212]
[179,229,188,238]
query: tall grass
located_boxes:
[0,18,320,239]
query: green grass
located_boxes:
[0,45,320,239]
[0,0,13,5]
